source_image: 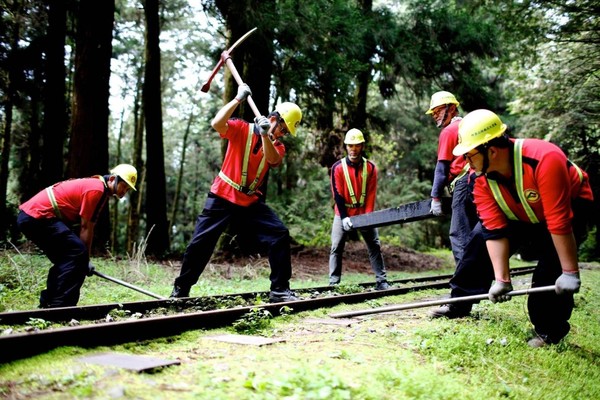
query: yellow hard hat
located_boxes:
[275,102,302,136]
[344,128,365,144]
[425,91,460,114]
[110,164,137,191]
[452,109,507,156]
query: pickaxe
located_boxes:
[329,285,557,318]
[201,27,261,118]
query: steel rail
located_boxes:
[0,266,535,326]
[0,267,537,364]
[0,281,447,364]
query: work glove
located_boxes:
[555,271,581,295]
[235,83,252,103]
[87,262,96,277]
[342,217,353,232]
[488,281,513,303]
[254,115,271,136]
[430,198,443,216]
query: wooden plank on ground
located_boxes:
[78,352,180,372]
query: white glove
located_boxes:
[555,271,580,295]
[235,83,252,103]
[342,217,353,231]
[430,198,443,216]
[254,116,271,136]
[488,281,513,303]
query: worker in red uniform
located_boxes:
[426,91,493,318]
[453,109,594,347]
[170,83,302,303]
[328,128,389,290]
[17,164,138,308]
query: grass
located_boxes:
[1,250,599,399]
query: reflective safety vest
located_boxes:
[45,175,108,221]
[218,124,266,196]
[341,157,367,208]
[449,163,469,193]
[488,139,583,224]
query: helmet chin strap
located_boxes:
[112,175,121,198]
[479,149,490,176]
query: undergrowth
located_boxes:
[1,251,599,400]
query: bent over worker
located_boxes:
[426,91,494,318]
[453,109,594,347]
[17,164,137,308]
[170,83,302,303]
[328,128,389,290]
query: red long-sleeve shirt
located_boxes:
[475,139,593,236]
[19,177,108,224]
[436,118,468,181]
[210,118,286,207]
[331,157,377,219]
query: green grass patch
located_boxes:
[1,251,599,399]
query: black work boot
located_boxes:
[170,285,190,298]
[269,289,299,303]
[429,303,472,319]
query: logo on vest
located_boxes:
[524,189,540,203]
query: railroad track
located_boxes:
[0,267,535,364]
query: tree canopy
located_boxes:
[1,0,598,259]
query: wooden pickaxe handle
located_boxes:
[224,57,261,118]
[200,27,257,95]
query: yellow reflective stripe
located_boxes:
[449,163,469,193]
[218,124,265,195]
[45,186,63,220]
[93,175,108,188]
[514,139,539,223]
[341,157,367,207]
[240,124,253,187]
[488,139,539,223]
[570,161,583,183]
[488,180,518,221]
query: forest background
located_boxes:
[1,0,599,261]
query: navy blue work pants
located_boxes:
[17,211,89,308]
[448,173,494,307]
[449,221,494,303]
[174,193,292,291]
[449,173,479,264]
[505,198,591,343]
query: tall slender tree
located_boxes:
[67,0,115,252]
[142,0,170,256]
[40,0,68,188]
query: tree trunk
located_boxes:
[127,70,145,254]
[169,110,195,238]
[68,0,115,254]
[41,0,68,188]
[142,0,170,257]
[0,0,23,243]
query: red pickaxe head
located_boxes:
[200,27,258,93]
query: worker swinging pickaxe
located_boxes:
[201,27,262,119]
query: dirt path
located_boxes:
[208,241,451,280]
